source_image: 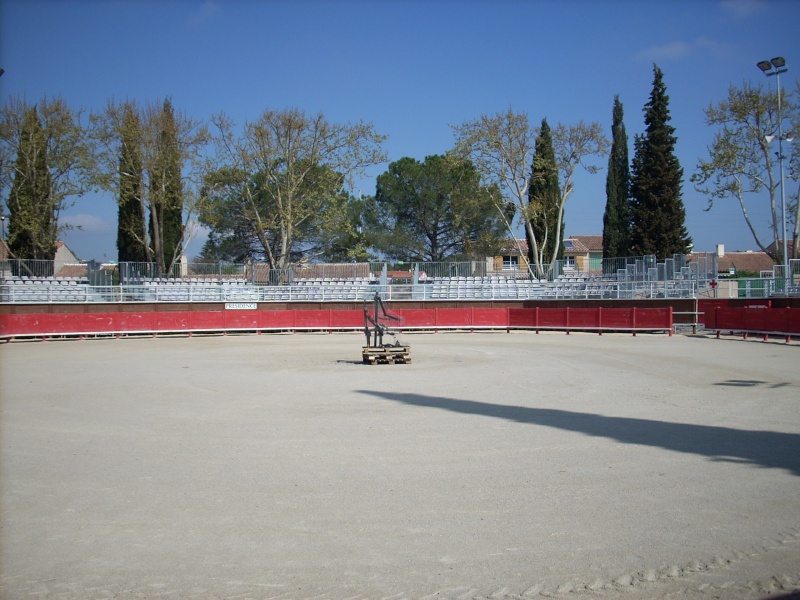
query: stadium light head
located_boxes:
[771,56,786,69]
[758,57,788,77]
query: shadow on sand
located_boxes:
[357,389,800,476]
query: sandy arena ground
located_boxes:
[1,330,799,600]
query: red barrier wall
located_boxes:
[0,306,674,340]
[712,307,800,336]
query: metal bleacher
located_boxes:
[3,254,795,304]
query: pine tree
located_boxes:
[602,95,631,259]
[150,99,184,274]
[117,103,147,263]
[629,65,691,259]
[526,119,563,266]
[8,107,56,262]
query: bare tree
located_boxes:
[92,98,210,272]
[204,108,387,270]
[452,108,608,277]
[693,81,799,260]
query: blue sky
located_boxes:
[1,0,799,262]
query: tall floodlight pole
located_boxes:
[757,57,790,282]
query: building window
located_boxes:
[502,256,519,271]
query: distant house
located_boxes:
[54,241,88,277]
[1,240,87,278]
[689,247,776,278]
[493,235,604,274]
[563,235,603,272]
[493,239,531,273]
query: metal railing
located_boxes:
[2,254,797,304]
[1,279,703,304]
[2,258,75,278]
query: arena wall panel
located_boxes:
[329,310,363,329]
[565,308,601,329]
[395,309,438,329]
[222,310,259,330]
[294,309,331,329]
[470,307,508,328]
[153,311,190,331]
[0,305,675,340]
[596,308,633,329]
[711,306,799,337]
[432,308,473,328]
[188,310,224,331]
[259,310,297,330]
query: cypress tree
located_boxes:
[526,118,563,266]
[629,65,691,259]
[117,104,147,263]
[8,107,56,262]
[602,95,631,259]
[150,99,184,274]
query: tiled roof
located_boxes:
[717,252,776,274]
[565,235,603,253]
[498,239,529,255]
[689,251,776,274]
[56,263,88,278]
[499,236,604,256]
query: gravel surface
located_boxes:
[1,331,799,599]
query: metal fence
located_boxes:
[2,258,74,278]
[0,279,700,304]
[2,254,797,304]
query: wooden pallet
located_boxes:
[362,345,411,365]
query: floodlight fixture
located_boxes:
[758,57,788,77]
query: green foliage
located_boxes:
[1,96,93,261]
[92,97,209,269]
[150,99,184,272]
[602,95,631,259]
[374,154,506,262]
[207,108,387,269]
[453,110,607,277]
[315,193,380,263]
[630,65,691,259]
[7,107,54,259]
[198,162,349,264]
[527,119,563,265]
[116,103,147,262]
